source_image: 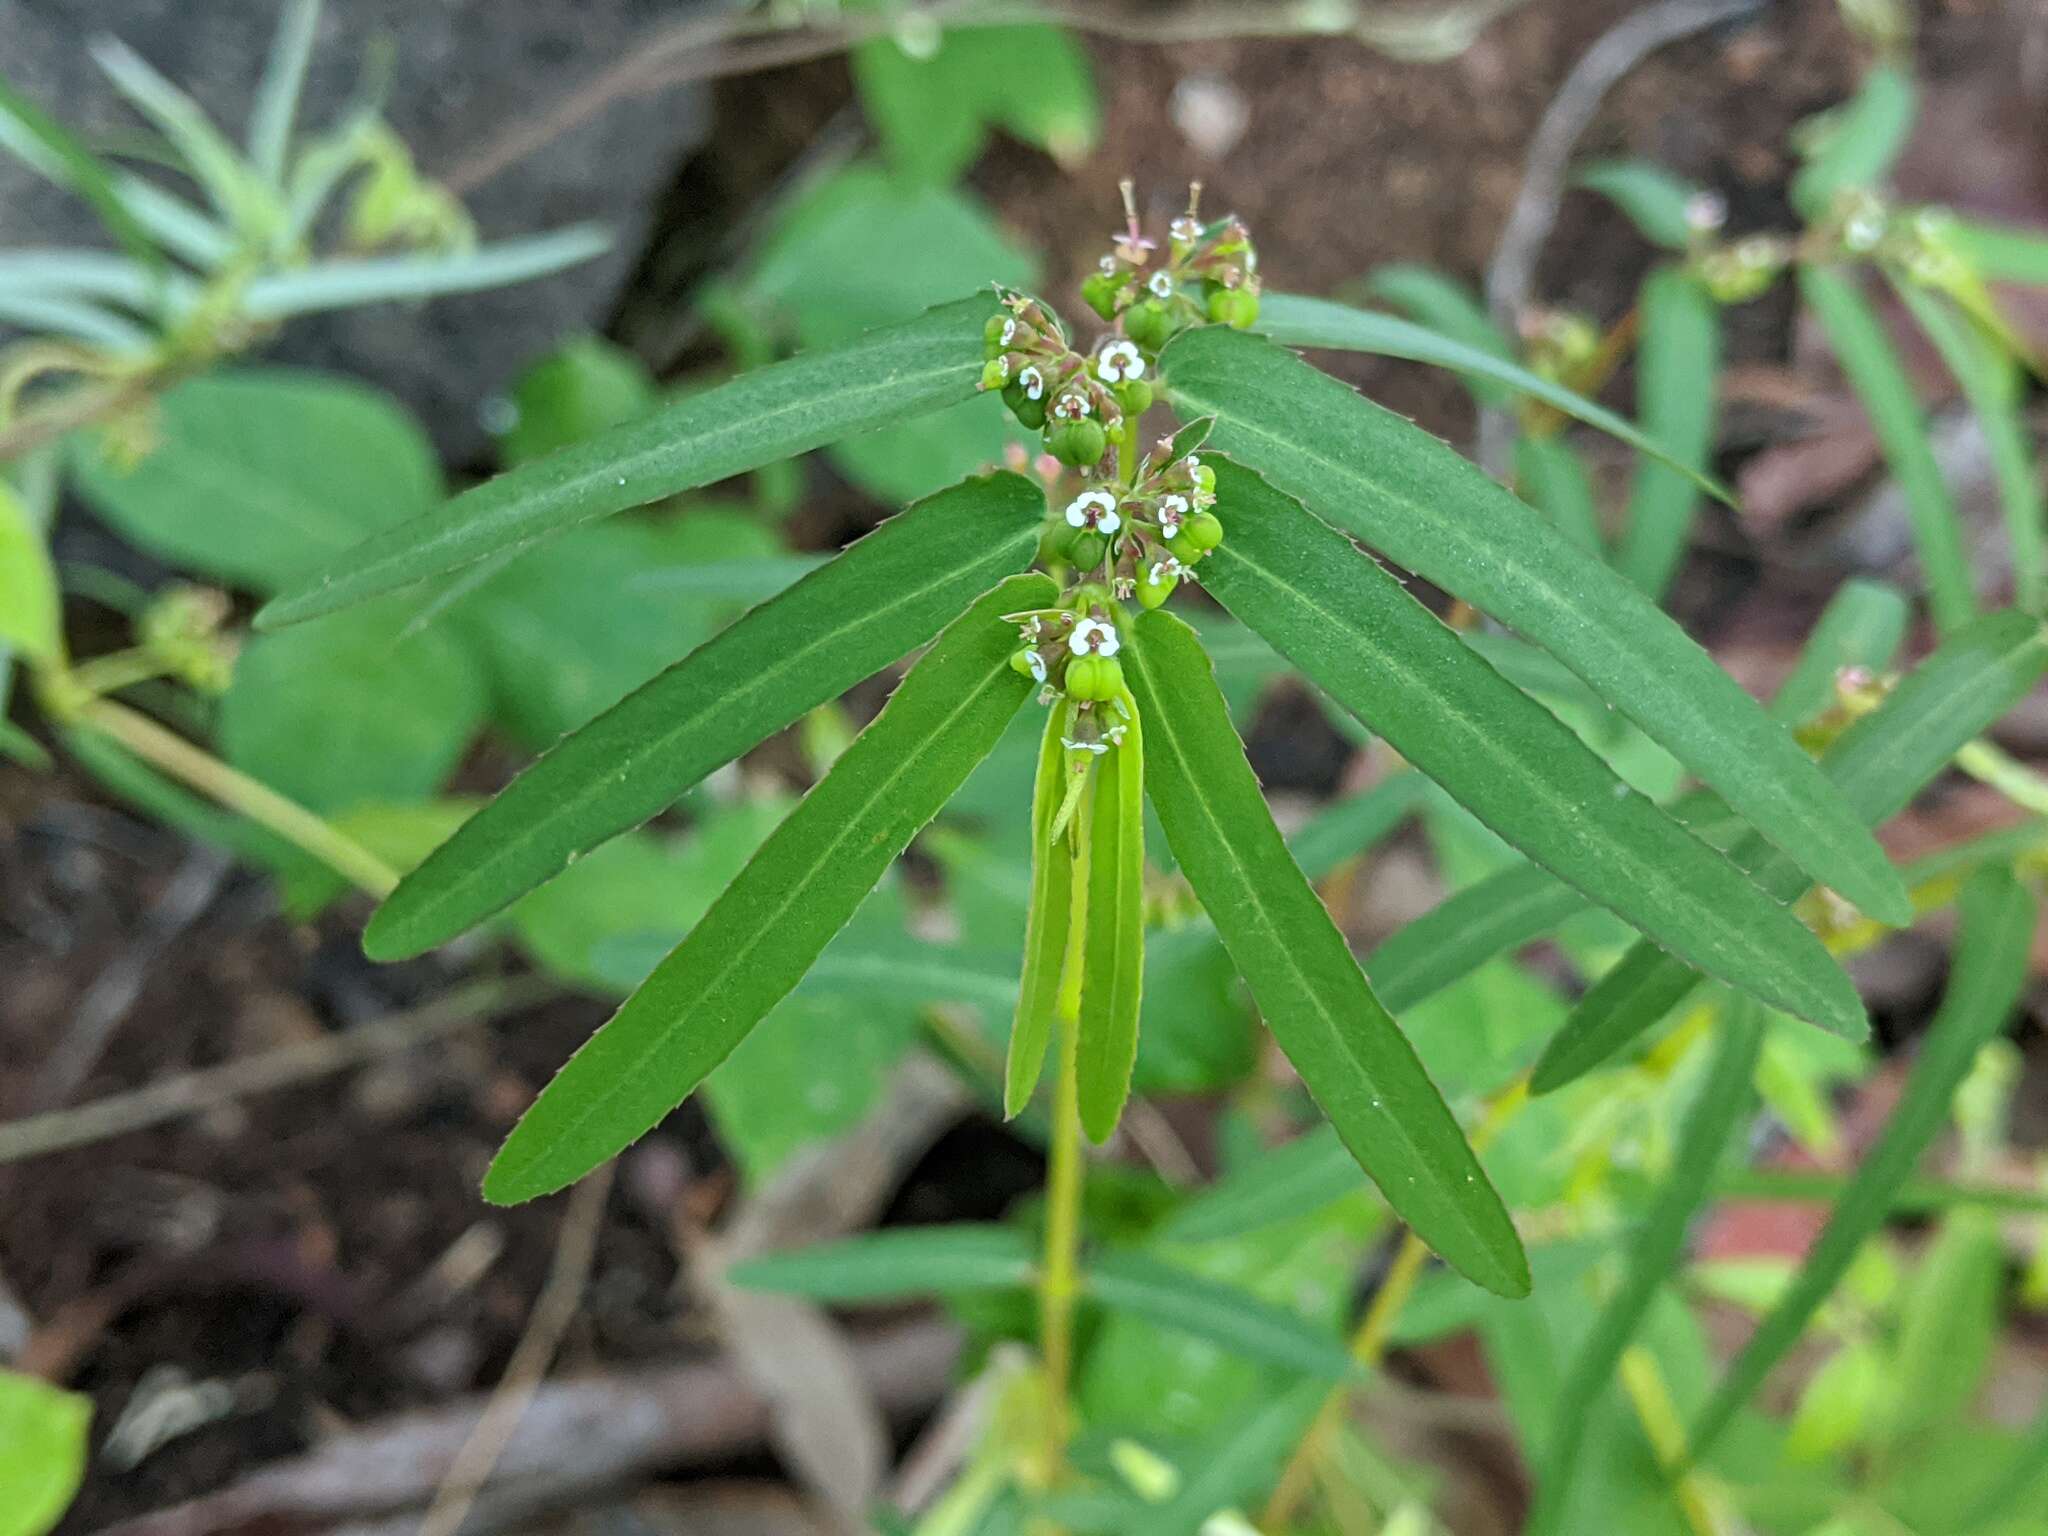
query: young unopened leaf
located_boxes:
[1533,609,2048,1091]
[1196,462,1862,1033]
[1077,691,1144,1141]
[1161,325,1906,927]
[1616,266,1719,599]
[1690,866,2035,1458]
[367,473,1046,958]
[482,573,1053,1204]
[258,294,1002,627]
[1007,706,1075,1114]
[1123,608,1528,1298]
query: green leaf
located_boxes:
[1689,865,2035,1457]
[1768,578,1910,725]
[1514,432,1602,553]
[1366,264,1514,366]
[852,24,1096,182]
[1615,266,1720,599]
[1529,998,1763,1536]
[1159,1125,1354,1245]
[1286,770,1427,883]
[728,1224,1034,1299]
[91,35,273,235]
[0,483,60,664]
[1801,263,1977,632]
[1892,275,2046,615]
[1126,1383,1327,1536]
[71,368,442,595]
[237,228,613,320]
[1575,158,1704,250]
[1006,707,1074,1115]
[1256,294,1728,498]
[0,1369,90,1536]
[1533,609,2048,1092]
[495,334,657,468]
[1195,461,1863,1033]
[366,472,1046,959]
[482,573,1051,1204]
[1122,607,1528,1298]
[1371,862,1590,1014]
[1085,1251,1358,1382]
[1161,325,1906,927]
[246,0,319,185]
[1078,691,1145,1141]
[1882,1210,2003,1447]
[221,599,488,815]
[257,294,1002,627]
[1791,63,1917,218]
[1948,216,2048,286]
[0,73,164,285]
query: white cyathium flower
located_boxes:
[1148,555,1186,587]
[1050,391,1092,422]
[1170,215,1202,244]
[1103,722,1129,747]
[1156,493,1189,539]
[1065,489,1120,536]
[1062,736,1110,755]
[1096,339,1146,383]
[1016,365,1046,401]
[1022,649,1047,683]
[1071,616,1120,657]
[1148,270,1175,299]
[1098,254,1119,274]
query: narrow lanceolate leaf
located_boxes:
[366,473,1045,959]
[1257,293,1726,498]
[1574,158,1704,250]
[1288,771,1428,884]
[482,574,1052,1204]
[1085,1251,1358,1381]
[1370,863,1593,1015]
[1513,433,1601,554]
[1892,275,2046,615]
[258,293,1001,627]
[1529,999,1764,1536]
[1124,608,1529,1298]
[1690,867,2036,1459]
[1162,325,1907,927]
[1077,691,1145,1142]
[1197,463,1863,1034]
[1949,216,2048,286]
[1768,578,1909,726]
[1616,266,1720,600]
[1533,610,2048,1092]
[1790,63,1917,219]
[1800,264,1977,634]
[1005,704,1076,1116]
[727,1224,1034,1300]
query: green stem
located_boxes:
[68,647,173,698]
[1955,738,2048,818]
[79,696,399,898]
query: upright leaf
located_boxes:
[1530,999,1764,1535]
[258,294,1002,627]
[1197,463,1863,1034]
[1768,578,1910,725]
[1533,610,2048,1091]
[1078,690,1145,1141]
[1801,264,1977,633]
[1689,867,2036,1457]
[366,473,1046,958]
[1161,325,1907,926]
[1007,705,1076,1114]
[1791,63,1917,218]
[1123,608,1528,1298]
[482,573,1052,1204]
[1616,266,1720,600]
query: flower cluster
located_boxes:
[978,294,1130,470]
[1040,433,1223,604]
[1082,181,1262,346]
[1009,585,1128,709]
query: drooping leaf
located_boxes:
[1006,705,1076,1115]
[1689,866,2035,1457]
[1801,263,1977,633]
[482,573,1052,1204]
[1256,294,1726,496]
[1615,266,1720,599]
[1533,609,2048,1091]
[728,1224,1034,1300]
[1161,325,1907,926]
[1195,462,1863,1033]
[1530,999,1764,1535]
[257,294,1002,627]
[366,473,1046,959]
[1077,690,1145,1141]
[1366,264,1515,370]
[1575,158,1705,250]
[1790,63,1917,218]
[1085,1250,1358,1382]
[0,1369,90,1536]
[1123,608,1528,1298]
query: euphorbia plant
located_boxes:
[261,185,1910,1333]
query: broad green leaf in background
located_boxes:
[494,333,657,468]
[851,22,1096,183]
[1514,432,1602,553]
[1196,461,1862,1033]
[1616,266,1720,600]
[1575,158,1706,250]
[1768,577,1910,725]
[71,368,442,594]
[1529,999,1764,1536]
[366,472,1046,959]
[220,598,487,815]
[1256,293,1726,496]
[1790,62,1917,218]
[482,573,1052,1204]
[1162,325,1907,927]
[1689,865,2035,1457]
[1006,708,1075,1114]
[1078,693,1144,1142]
[257,293,1002,626]
[1533,608,2048,1092]
[1158,1126,1356,1246]
[1891,276,2046,614]
[1800,263,1978,633]
[0,484,60,664]
[1124,608,1528,1298]
[0,1369,90,1536]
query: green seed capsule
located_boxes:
[1115,377,1154,417]
[1038,520,1074,565]
[1136,568,1177,609]
[1081,271,1122,321]
[1003,382,1048,431]
[1125,300,1174,351]
[1049,418,1108,468]
[979,358,1011,392]
[1065,654,1120,701]
[1192,464,1216,496]
[1010,647,1046,681]
[1207,287,1260,330]
[983,314,1012,352]
[1068,529,1108,570]
[1182,511,1224,552]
